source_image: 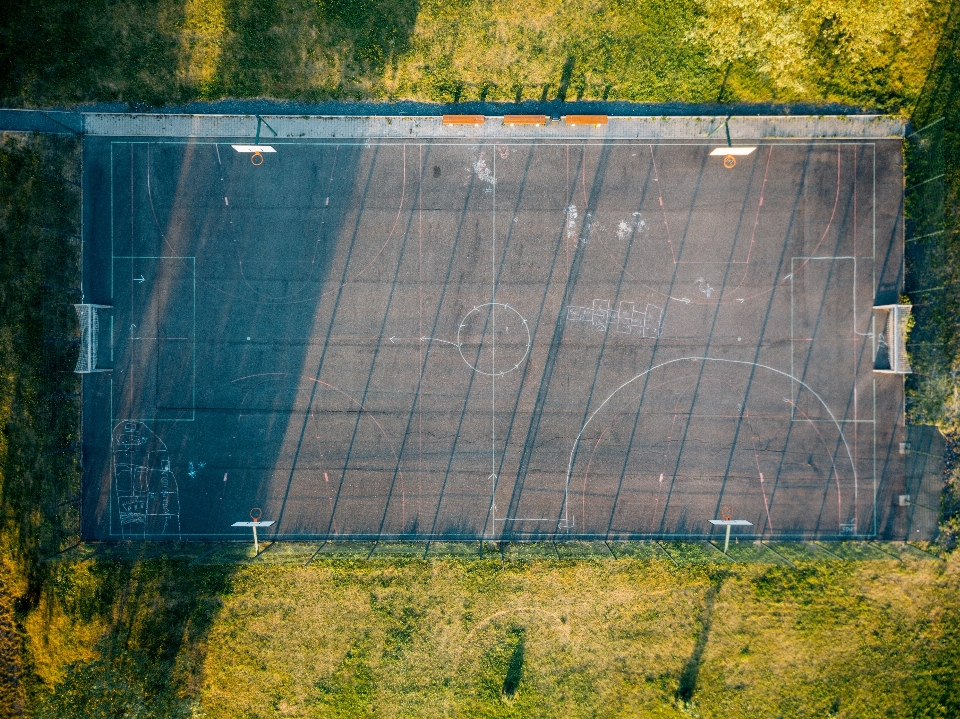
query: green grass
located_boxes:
[19,549,960,718]
[901,0,960,545]
[2,1,960,715]
[0,0,948,108]
[0,132,82,717]
[0,133,81,579]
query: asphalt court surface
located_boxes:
[81,135,910,541]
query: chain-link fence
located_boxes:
[57,539,945,567]
[906,118,946,247]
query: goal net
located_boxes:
[874,303,912,375]
[74,304,111,373]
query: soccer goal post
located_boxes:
[74,304,112,373]
[873,303,912,375]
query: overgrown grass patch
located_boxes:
[20,550,959,718]
[902,0,960,546]
[0,132,81,716]
[0,0,949,108]
[1,2,959,715]
[24,557,236,719]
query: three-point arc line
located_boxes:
[229,373,406,530]
[561,356,857,532]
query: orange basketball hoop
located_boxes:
[250,507,263,523]
[721,505,733,521]
[250,151,264,166]
[723,154,736,169]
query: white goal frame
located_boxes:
[874,303,912,375]
[74,304,112,373]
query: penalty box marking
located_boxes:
[110,256,196,424]
[789,256,874,425]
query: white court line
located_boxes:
[492,146,497,537]
[561,357,859,535]
[873,377,877,535]
[499,517,553,522]
[110,256,196,423]
[790,256,856,421]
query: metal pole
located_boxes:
[253,525,259,555]
[255,114,278,136]
[724,524,731,554]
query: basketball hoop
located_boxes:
[250,151,264,166]
[721,505,733,521]
[232,509,273,555]
[710,146,755,169]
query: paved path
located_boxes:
[0,108,903,140]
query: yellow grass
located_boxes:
[28,549,955,718]
[186,554,959,718]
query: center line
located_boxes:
[490,145,497,538]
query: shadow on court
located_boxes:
[82,136,908,542]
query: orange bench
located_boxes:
[442,115,485,125]
[565,115,608,126]
[503,114,548,125]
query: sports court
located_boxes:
[79,115,910,542]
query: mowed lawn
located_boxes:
[28,547,960,718]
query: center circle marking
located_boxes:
[457,303,531,377]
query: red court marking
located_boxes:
[592,145,846,308]
[589,145,775,306]
[141,141,849,311]
[752,438,774,534]
[339,145,408,293]
[564,147,570,266]
[230,372,407,531]
[235,146,343,301]
[721,145,775,296]
[239,145,408,303]
[782,397,846,531]
[852,145,859,480]
[577,373,746,529]
[649,145,676,264]
[146,143,408,306]
[789,145,842,283]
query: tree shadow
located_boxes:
[501,626,525,699]
[28,550,236,718]
[0,0,187,106]
[320,0,420,72]
[904,0,960,431]
[220,0,421,98]
[675,572,725,703]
